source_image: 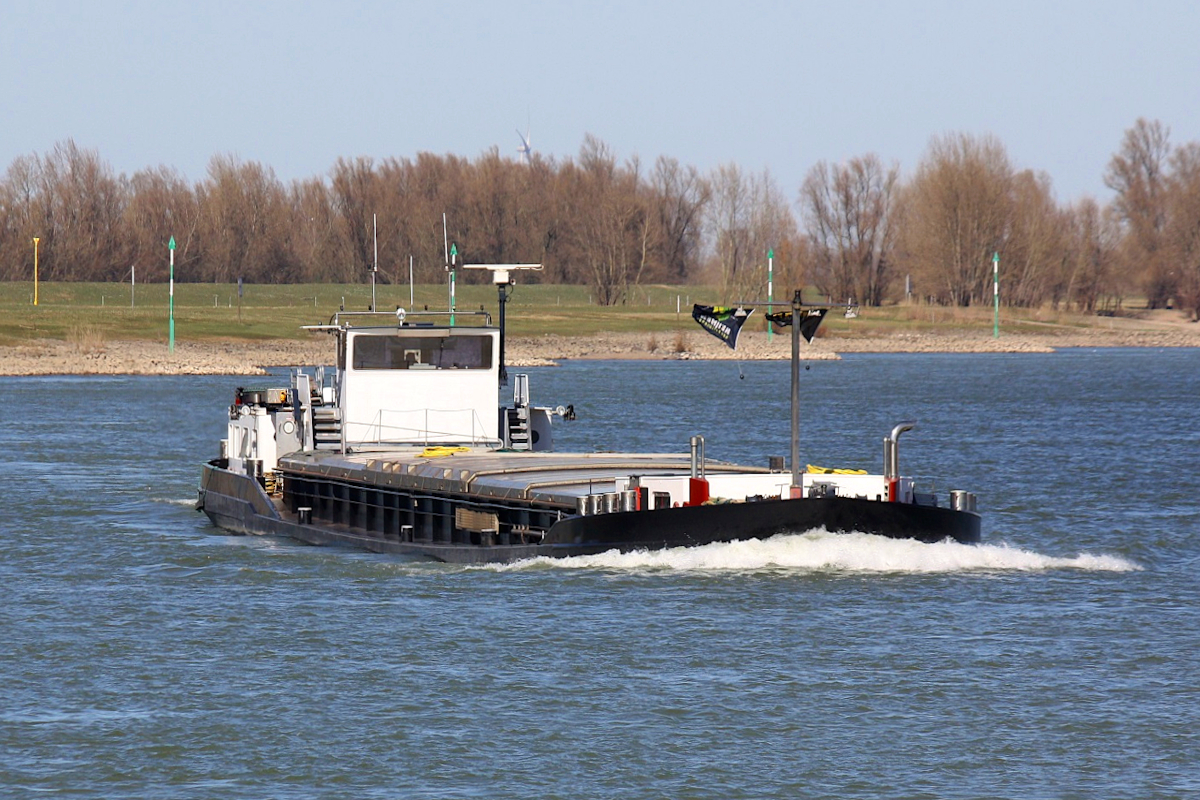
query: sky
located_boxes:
[3,0,1199,204]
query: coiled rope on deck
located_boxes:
[420,446,471,459]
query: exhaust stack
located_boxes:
[883,422,915,502]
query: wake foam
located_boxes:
[495,530,1140,574]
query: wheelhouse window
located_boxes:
[352,334,493,370]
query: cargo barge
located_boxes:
[197,265,980,562]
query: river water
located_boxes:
[2,349,1198,799]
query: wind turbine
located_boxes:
[516,125,532,165]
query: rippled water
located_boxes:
[3,350,1198,798]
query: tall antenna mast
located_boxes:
[443,212,449,266]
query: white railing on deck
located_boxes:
[346,407,497,446]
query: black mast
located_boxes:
[498,281,510,386]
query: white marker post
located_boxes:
[169,236,176,352]
[992,251,1000,339]
[442,213,456,326]
[767,247,774,342]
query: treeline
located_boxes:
[3,120,1200,318]
[803,120,1200,318]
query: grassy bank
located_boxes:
[1,281,703,345]
[0,280,1166,347]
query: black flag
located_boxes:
[692,305,754,350]
[766,307,827,343]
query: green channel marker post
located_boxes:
[449,242,457,326]
[767,248,774,342]
[169,236,176,352]
[32,237,40,306]
[993,251,999,339]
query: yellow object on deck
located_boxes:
[421,446,470,458]
[806,464,868,475]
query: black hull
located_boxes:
[198,463,980,564]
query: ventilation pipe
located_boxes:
[883,422,915,502]
[689,435,710,505]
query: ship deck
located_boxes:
[278,446,773,510]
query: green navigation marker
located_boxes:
[767,248,775,341]
[169,236,177,352]
[449,243,458,325]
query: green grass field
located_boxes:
[0,280,1130,347]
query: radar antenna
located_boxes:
[462,263,543,385]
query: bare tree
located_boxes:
[1005,170,1068,308]
[800,154,900,305]
[196,155,288,283]
[705,164,794,300]
[1063,198,1123,313]
[1165,141,1200,319]
[122,165,201,282]
[568,136,658,305]
[373,156,442,285]
[330,156,380,281]
[706,163,752,297]
[1105,118,1172,307]
[898,133,1013,306]
[650,156,709,282]
[31,141,125,280]
[510,151,562,277]
[0,154,42,280]
[286,177,345,283]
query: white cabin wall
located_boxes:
[227,407,279,473]
[341,330,501,445]
[343,370,500,443]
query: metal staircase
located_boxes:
[506,373,533,451]
[506,406,531,450]
[312,406,343,450]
